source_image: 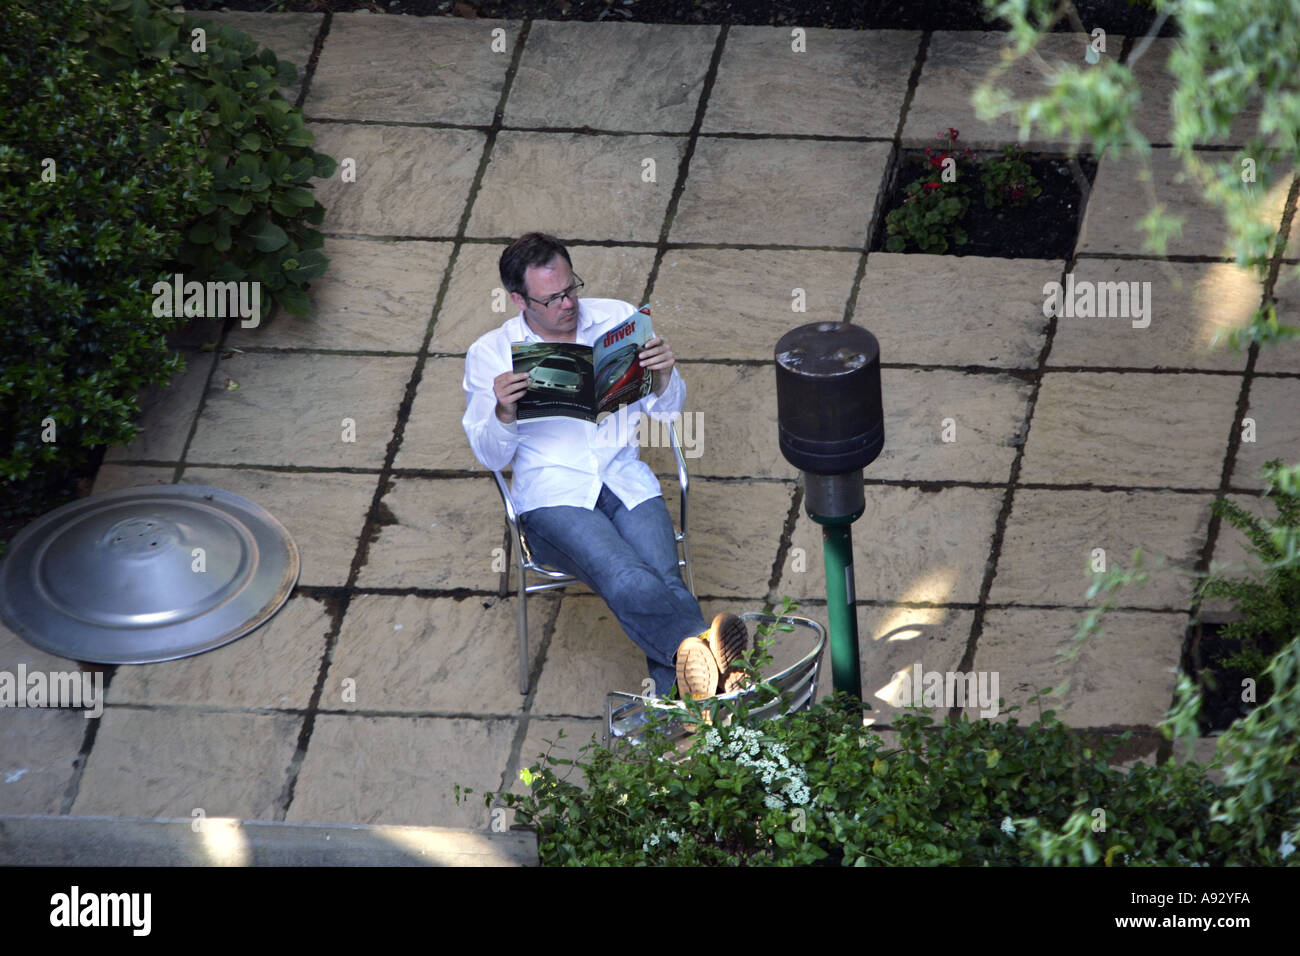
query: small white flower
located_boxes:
[764,794,786,810]
[1280,830,1297,860]
[1000,816,1016,836]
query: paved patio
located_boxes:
[3,10,1298,837]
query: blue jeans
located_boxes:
[519,484,707,696]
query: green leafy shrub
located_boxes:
[80,0,337,317]
[472,595,1291,866]
[0,0,210,509]
[1197,459,1300,682]
[487,692,1290,866]
[884,128,976,253]
[979,144,1042,208]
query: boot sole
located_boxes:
[707,613,749,675]
[675,638,720,701]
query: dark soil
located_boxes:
[0,445,107,559]
[195,0,1181,34]
[873,151,1097,259]
[1191,621,1271,734]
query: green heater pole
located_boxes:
[814,513,863,701]
[775,321,884,713]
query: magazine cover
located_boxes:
[512,305,655,423]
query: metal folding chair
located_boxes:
[493,420,695,694]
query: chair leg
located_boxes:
[517,553,530,695]
[681,535,696,597]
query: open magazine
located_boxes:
[510,305,655,423]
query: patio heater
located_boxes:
[775,322,884,702]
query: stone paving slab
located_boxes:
[227,239,450,353]
[71,709,303,819]
[990,489,1213,609]
[681,479,793,598]
[180,466,376,587]
[669,138,892,247]
[684,364,793,479]
[507,21,717,132]
[396,357,491,473]
[468,131,686,242]
[91,465,177,496]
[967,607,1186,729]
[1126,39,1269,148]
[1047,260,1259,371]
[106,595,330,711]
[530,595,660,718]
[869,369,1031,483]
[703,27,920,137]
[1255,265,1300,374]
[103,351,216,464]
[1233,376,1300,491]
[187,352,415,469]
[357,476,502,590]
[310,124,487,237]
[184,10,322,103]
[781,484,1003,604]
[0,708,86,815]
[648,248,860,361]
[306,15,520,125]
[1077,149,1293,258]
[286,714,516,828]
[853,254,1055,369]
[431,242,658,353]
[1019,371,1241,488]
[903,32,1123,149]
[326,594,530,716]
[0,625,91,814]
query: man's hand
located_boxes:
[494,370,531,424]
[638,336,676,397]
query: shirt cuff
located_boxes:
[644,367,685,418]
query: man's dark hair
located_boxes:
[499,232,573,299]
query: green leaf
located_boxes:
[250,220,289,253]
[274,283,311,316]
[187,222,217,244]
[282,187,315,207]
[281,128,315,147]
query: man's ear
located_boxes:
[508,291,528,314]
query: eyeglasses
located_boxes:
[523,275,584,309]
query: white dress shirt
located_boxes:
[462,297,686,515]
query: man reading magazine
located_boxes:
[461,232,749,699]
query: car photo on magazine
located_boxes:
[510,305,655,423]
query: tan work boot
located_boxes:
[703,613,749,679]
[674,613,749,699]
[674,637,719,701]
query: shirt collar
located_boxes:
[512,300,593,344]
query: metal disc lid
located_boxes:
[0,485,299,664]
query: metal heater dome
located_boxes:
[0,485,299,664]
